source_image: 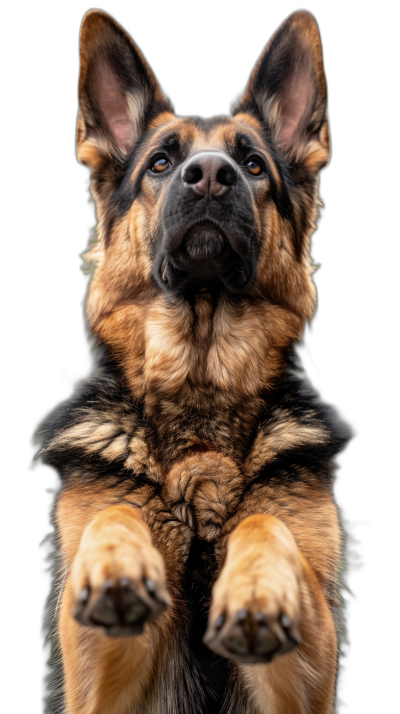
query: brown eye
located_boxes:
[246,158,263,176]
[151,156,170,173]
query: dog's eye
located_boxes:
[246,158,264,176]
[150,156,171,173]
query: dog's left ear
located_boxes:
[77,10,173,170]
[234,11,329,173]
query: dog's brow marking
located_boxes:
[147,134,181,164]
[148,111,176,129]
[233,112,264,131]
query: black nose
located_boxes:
[181,151,237,199]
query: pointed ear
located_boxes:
[77,10,173,169]
[234,11,329,173]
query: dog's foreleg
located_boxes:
[56,488,171,714]
[205,514,337,714]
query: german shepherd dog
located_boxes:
[39,9,350,714]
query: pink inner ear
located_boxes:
[277,71,314,152]
[95,62,134,153]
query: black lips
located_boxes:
[152,151,259,295]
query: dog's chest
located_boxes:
[131,449,245,549]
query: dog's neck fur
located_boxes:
[94,290,304,423]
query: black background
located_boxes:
[21,2,390,713]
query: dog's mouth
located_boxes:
[182,222,227,261]
[154,220,253,294]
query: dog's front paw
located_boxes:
[204,594,301,664]
[204,514,302,663]
[71,506,171,636]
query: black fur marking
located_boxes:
[185,537,229,712]
[232,131,292,217]
[111,133,155,215]
[266,146,297,221]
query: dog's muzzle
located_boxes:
[153,150,259,294]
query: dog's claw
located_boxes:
[78,587,90,604]
[118,577,131,588]
[236,609,248,622]
[145,577,156,593]
[215,613,225,630]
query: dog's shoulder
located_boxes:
[37,355,147,480]
[245,353,351,484]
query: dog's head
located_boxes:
[77,11,329,396]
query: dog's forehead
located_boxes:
[147,113,266,155]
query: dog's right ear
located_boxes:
[77,10,173,171]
